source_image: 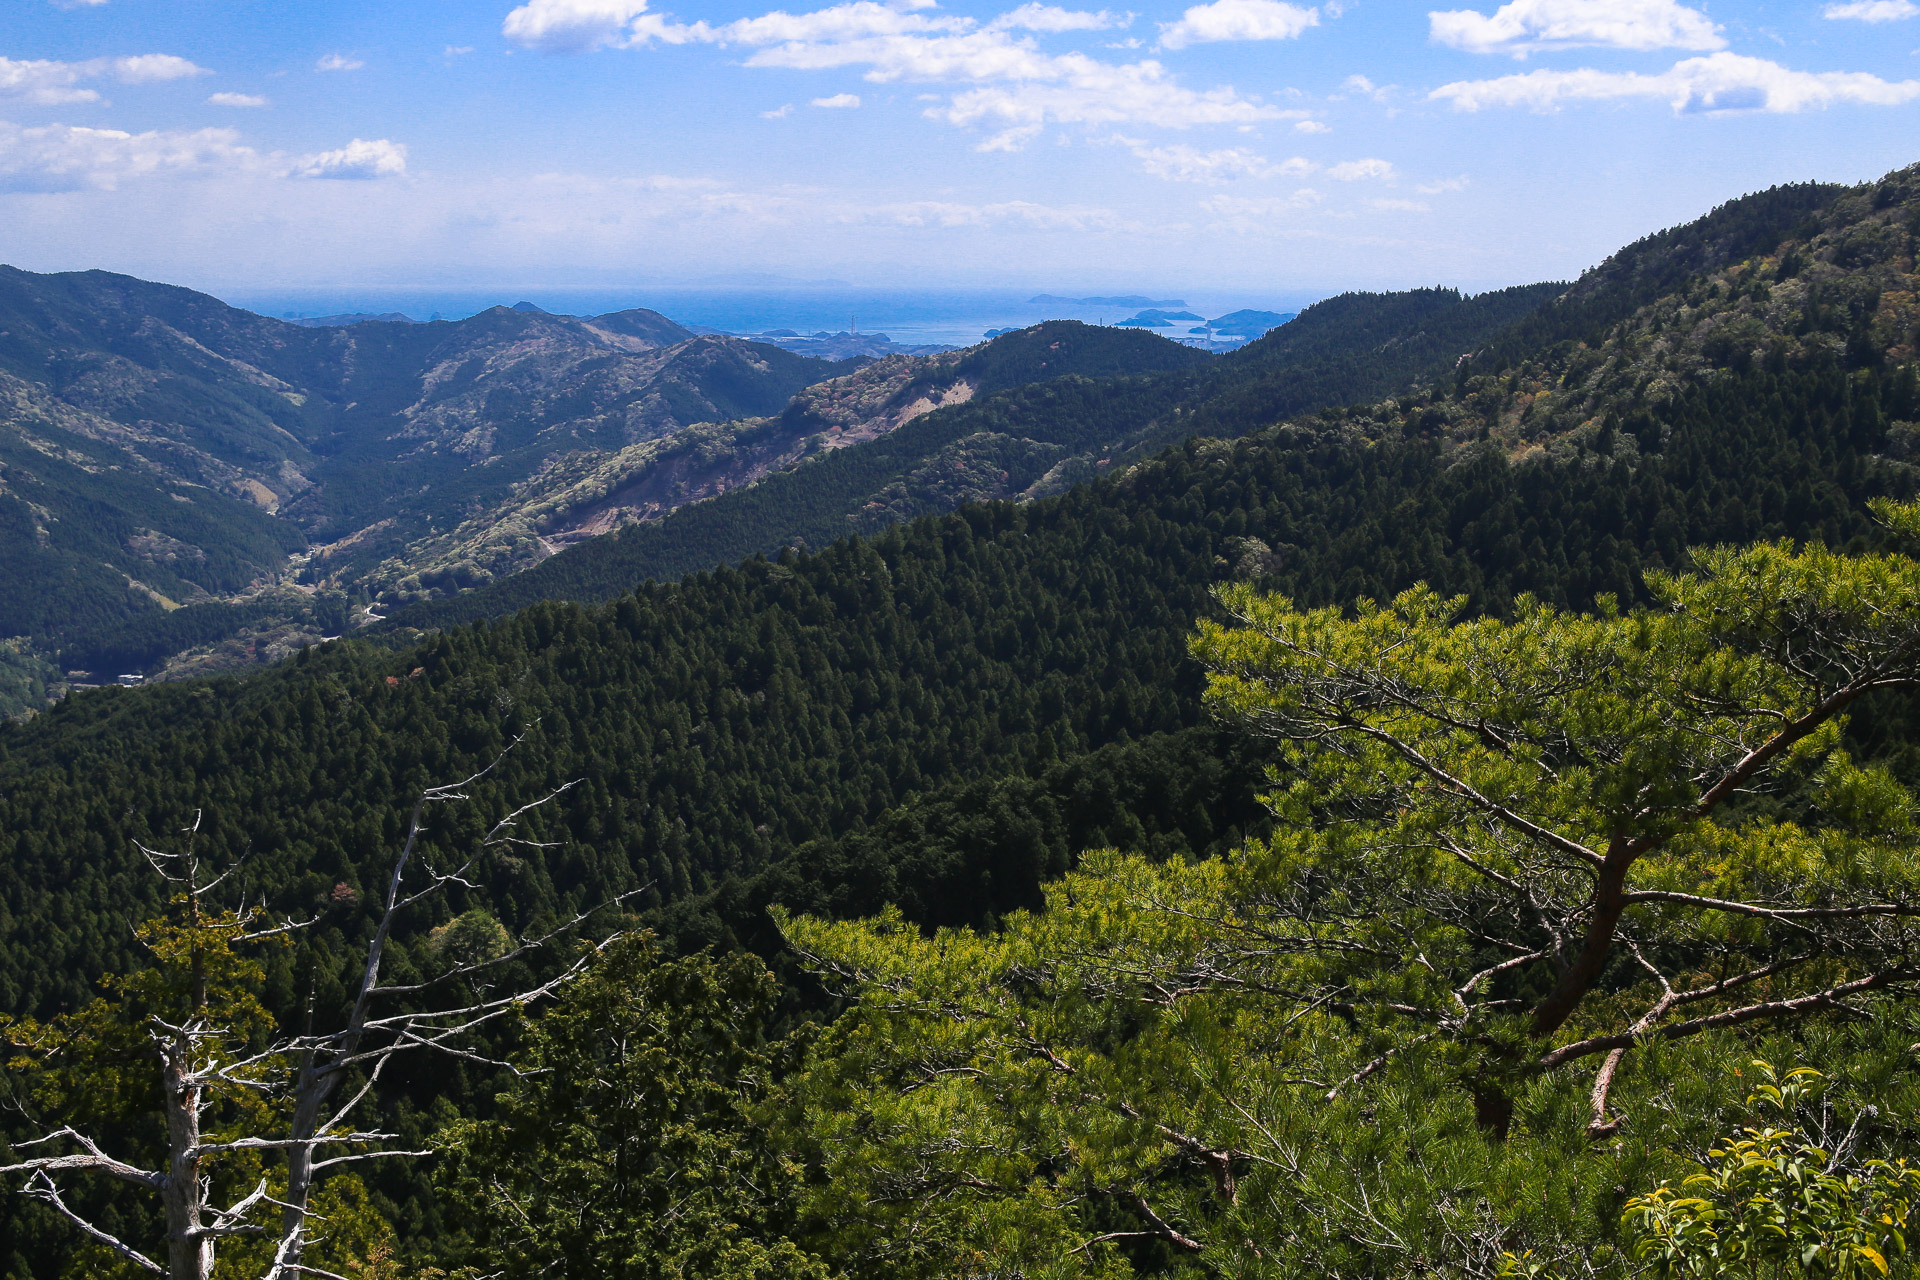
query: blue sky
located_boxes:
[2,0,1919,300]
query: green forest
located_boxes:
[3,162,1920,1278]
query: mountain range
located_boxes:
[1,159,1918,1274]
[1,164,1912,713]
[0,159,1908,1012]
[0,264,1553,695]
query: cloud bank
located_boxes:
[293,138,409,180]
[1158,0,1319,50]
[0,122,256,191]
[1433,51,1920,111]
[1429,0,1723,56]
[500,0,1302,146]
[1822,0,1919,19]
[0,53,210,106]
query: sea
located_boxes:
[213,286,1327,349]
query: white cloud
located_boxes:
[1370,197,1428,211]
[1337,73,1395,102]
[50,0,109,8]
[503,0,657,52]
[1159,0,1319,50]
[762,102,795,116]
[0,54,211,105]
[1122,139,1277,182]
[207,92,268,107]
[812,91,862,106]
[509,0,1290,141]
[446,45,477,56]
[1416,174,1469,193]
[293,137,407,179]
[315,54,365,72]
[990,4,1118,32]
[1429,0,1723,56]
[1293,118,1329,132]
[1433,51,1920,112]
[977,122,1044,149]
[1117,142,1385,185]
[110,54,210,82]
[0,121,261,191]
[1201,190,1321,228]
[863,197,1121,229]
[1326,156,1394,180]
[936,69,1296,140]
[0,59,101,106]
[1824,0,1919,19]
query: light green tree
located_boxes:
[1189,498,1920,1134]
[1624,1061,1920,1280]
[783,500,1920,1275]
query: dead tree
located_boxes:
[1,741,643,1280]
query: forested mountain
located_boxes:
[1,165,1907,1012]
[0,269,849,671]
[389,282,1563,630]
[357,323,1214,615]
[2,163,1917,1278]
[2,265,1571,692]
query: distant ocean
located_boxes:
[214,286,1326,348]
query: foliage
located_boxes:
[1476,181,1844,371]
[58,602,286,677]
[0,163,1918,1273]
[437,934,834,1279]
[0,350,1908,1023]
[783,851,1900,1278]
[1178,283,1565,445]
[1623,1062,1920,1280]
[779,506,1920,1276]
[0,638,58,719]
[0,266,853,660]
[1188,501,1920,1131]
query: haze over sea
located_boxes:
[215,286,1325,348]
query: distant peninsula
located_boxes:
[1029,294,1186,308]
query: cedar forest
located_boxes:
[4,164,1920,1278]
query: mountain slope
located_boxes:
[356,324,1209,611]
[390,285,1565,630]
[0,269,850,668]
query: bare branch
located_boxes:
[369,883,651,998]
[238,914,322,943]
[23,1173,165,1274]
[1115,1186,1204,1253]
[1541,965,1920,1069]
[0,1127,164,1189]
[1349,723,1606,870]
[310,1148,433,1172]
[1070,1230,1165,1256]
[1685,679,1912,819]
[189,1132,398,1158]
[1621,890,1920,921]
[1327,1032,1436,1100]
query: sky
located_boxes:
[3,0,1920,302]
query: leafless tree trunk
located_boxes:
[2,740,643,1279]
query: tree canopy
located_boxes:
[775,502,1920,1276]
